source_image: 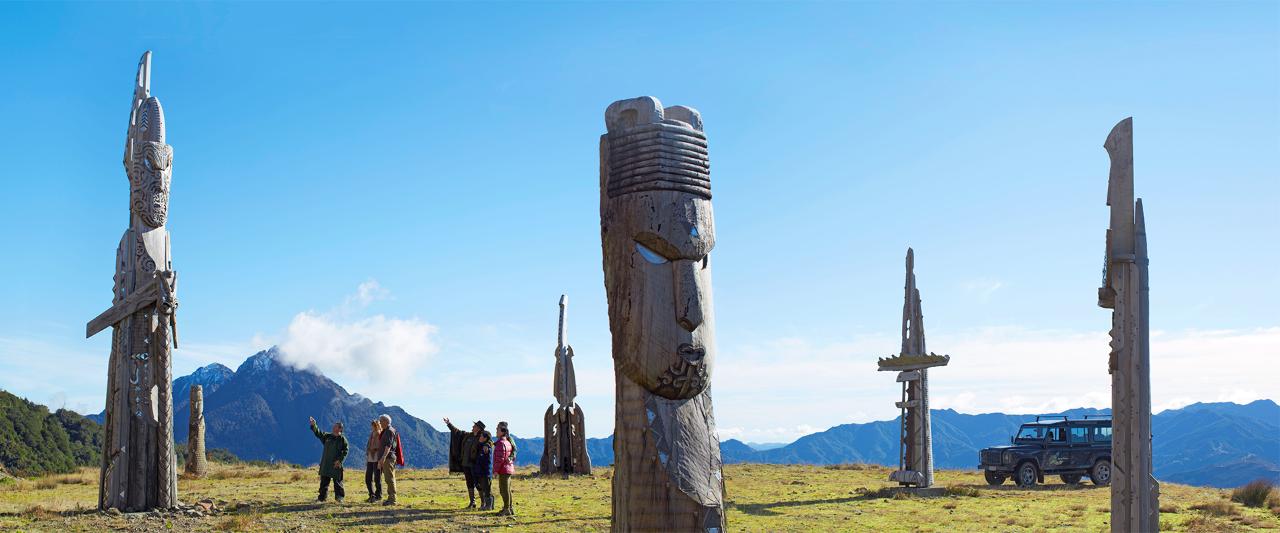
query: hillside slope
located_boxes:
[0,391,102,476]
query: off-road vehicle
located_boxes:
[977,416,1112,488]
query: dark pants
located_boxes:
[475,474,492,503]
[319,470,345,501]
[463,469,477,501]
[365,461,382,498]
[498,473,512,511]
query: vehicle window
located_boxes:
[1070,427,1088,443]
[1093,426,1112,443]
[1016,425,1045,440]
[1048,427,1066,442]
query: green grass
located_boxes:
[0,463,1276,531]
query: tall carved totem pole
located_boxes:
[185,385,207,477]
[540,295,592,475]
[600,96,726,532]
[1098,117,1159,532]
[86,51,180,511]
[876,248,949,488]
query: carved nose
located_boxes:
[673,259,704,332]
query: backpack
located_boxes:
[394,432,405,466]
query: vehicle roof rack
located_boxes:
[1081,415,1112,420]
[1035,415,1069,422]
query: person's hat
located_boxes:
[474,420,486,430]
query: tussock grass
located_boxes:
[1190,499,1240,517]
[1233,479,1276,508]
[942,485,981,498]
[1,464,1278,531]
[213,513,261,531]
[824,463,874,471]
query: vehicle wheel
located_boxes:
[1060,474,1083,484]
[984,470,1007,486]
[1015,462,1038,488]
[1090,460,1112,487]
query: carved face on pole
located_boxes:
[124,55,173,230]
[128,102,173,228]
[601,96,716,401]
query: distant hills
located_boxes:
[51,348,1280,488]
[0,390,102,476]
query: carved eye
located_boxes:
[635,242,669,265]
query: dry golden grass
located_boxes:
[0,463,1276,532]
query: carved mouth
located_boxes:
[677,343,705,363]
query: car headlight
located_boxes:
[1002,451,1013,464]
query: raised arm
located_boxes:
[309,417,324,441]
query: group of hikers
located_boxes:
[306,414,518,516]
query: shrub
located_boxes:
[214,514,260,532]
[943,485,981,497]
[1189,500,1239,517]
[1158,503,1179,514]
[1230,478,1274,508]
[825,463,873,471]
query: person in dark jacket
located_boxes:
[444,417,485,508]
[308,416,349,503]
[473,430,494,510]
[377,414,399,506]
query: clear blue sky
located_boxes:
[1,2,1276,442]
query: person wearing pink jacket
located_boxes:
[492,421,517,516]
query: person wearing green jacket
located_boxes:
[309,416,349,503]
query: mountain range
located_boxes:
[85,348,1278,488]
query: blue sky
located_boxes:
[1,2,1276,442]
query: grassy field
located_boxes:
[0,462,1276,532]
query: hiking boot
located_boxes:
[465,499,476,509]
[382,499,397,506]
[366,495,380,503]
[335,497,344,504]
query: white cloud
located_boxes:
[713,325,1279,443]
[277,281,438,388]
[961,277,1005,303]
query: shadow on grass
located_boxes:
[515,514,609,526]
[331,506,464,527]
[264,502,328,513]
[729,496,865,516]
[977,483,1104,492]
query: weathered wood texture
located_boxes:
[541,295,591,475]
[1099,117,1160,532]
[878,249,948,488]
[185,385,207,477]
[89,51,180,512]
[601,97,726,532]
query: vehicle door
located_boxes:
[1067,425,1092,469]
[1090,425,1113,464]
[1042,425,1071,471]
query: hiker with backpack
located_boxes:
[377,414,404,506]
[308,416,349,503]
[444,417,486,509]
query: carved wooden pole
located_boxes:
[541,294,591,475]
[1099,117,1159,532]
[87,51,179,511]
[877,248,948,488]
[185,385,207,477]
[601,97,726,532]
